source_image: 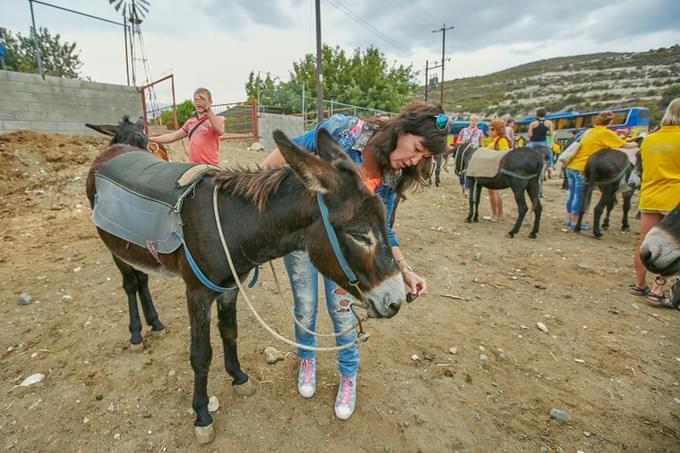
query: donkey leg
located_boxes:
[527,180,542,238]
[575,185,590,234]
[472,182,482,222]
[187,287,216,444]
[593,188,614,238]
[216,289,255,396]
[508,183,528,238]
[465,181,474,223]
[135,270,165,333]
[112,256,144,349]
[621,190,633,231]
[602,196,616,231]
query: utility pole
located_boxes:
[28,0,45,79]
[314,0,324,123]
[424,60,444,102]
[432,23,454,107]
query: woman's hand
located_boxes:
[402,269,427,297]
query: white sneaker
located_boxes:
[297,358,316,398]
[334,374,357,420]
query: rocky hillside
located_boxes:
[426,45,680,122]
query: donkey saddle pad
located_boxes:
[92,151,218,253]
[466,147,510,178]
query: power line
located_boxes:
[326,0,411,54]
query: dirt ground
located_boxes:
[1,131,679,453]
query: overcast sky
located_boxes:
[3,0,680,106]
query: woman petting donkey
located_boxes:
[261,102,449,419]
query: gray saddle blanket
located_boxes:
[466,147,510,178]
[92,151,218,253]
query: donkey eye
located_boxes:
[348,232,374,247]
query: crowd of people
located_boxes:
[143,86,679,419]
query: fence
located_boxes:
[139,74,178,133]
[214,101,258,140]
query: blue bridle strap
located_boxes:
[173,231,259,292]
[316,192,359,286]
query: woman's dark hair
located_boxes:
[536,108,546,118]
[367,101,449,195]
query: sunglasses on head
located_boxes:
[434,113,450,130]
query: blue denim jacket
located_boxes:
[292,114,400,247]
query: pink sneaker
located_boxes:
[334,374,357,420]
[297,359,316,398]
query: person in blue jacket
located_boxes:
[261,101,449,420]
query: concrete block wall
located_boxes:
[257,111,304,151]
[0,70,142,134]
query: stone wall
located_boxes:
[0,70,142,134]
[257,111,304,151]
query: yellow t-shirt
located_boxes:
[489,136,510,151]
[639,125,680,212]
[567,125,625,172]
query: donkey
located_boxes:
[453,143,543,238]
[640,202,680,309]
[428,150,453,187]
[640,202,680,276]
[86,116,169,161]
[575,149,636,238]
[86,118,406,444]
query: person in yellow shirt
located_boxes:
[631,98,680,307]
[563,111,638,230]
[483,119,511,222]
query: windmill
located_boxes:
[109,0,151,86]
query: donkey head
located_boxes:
[86,116,149,149]
[640,203,680,276]
[273,129,405,318]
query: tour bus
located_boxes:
[514,107,650,147]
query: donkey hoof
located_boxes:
[194,424,216,445]
[622,226,630,232]
[129,341,144,352]
[233,378,256,397]
[149,327,166,336]
[465,218,472,224]
[528,232,537,239]
[506,231,515,239]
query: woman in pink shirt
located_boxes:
[149,88,225,166]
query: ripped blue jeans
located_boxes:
[283,250,359,376]
[565,168,585,214]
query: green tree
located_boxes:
[4,27,83,78]
[245,45,418,113]
[157,99,194,127]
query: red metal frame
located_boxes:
[138,74,178,134]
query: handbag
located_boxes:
[558,129,591,165]
[558,140,580,164]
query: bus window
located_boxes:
[610,109,630,126]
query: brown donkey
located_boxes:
[85,118,406,444]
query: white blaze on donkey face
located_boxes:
[640,226,680,275]
[364,273,406,318]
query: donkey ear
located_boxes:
[135,117,145,130]
[85,123,118,137]
[315,128,351,163]
[273,129,338,194]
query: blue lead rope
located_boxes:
[173,231,259,292]
[316,192,359,286]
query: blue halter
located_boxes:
[316,192,360,289]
